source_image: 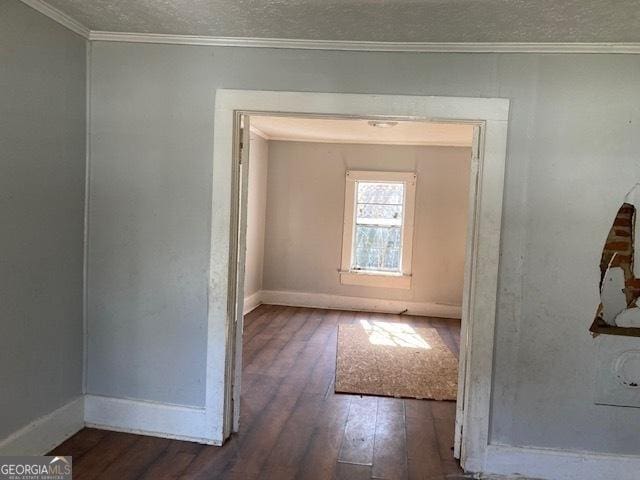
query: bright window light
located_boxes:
[353,181,404,273]
[340,171,417,288]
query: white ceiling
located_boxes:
[39,0,640,43]
[250,116,474,147]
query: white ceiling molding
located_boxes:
[20,0,90,38]
[88,32,640,54]
[249,126,271,141]
[18,0,640,54]
[260,136,472,147]
[249,116,474,146]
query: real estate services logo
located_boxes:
[0,456,72,480]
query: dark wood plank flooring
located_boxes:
[51,305,464,479]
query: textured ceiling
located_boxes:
[42,0,640,42]
[250,116,474,147]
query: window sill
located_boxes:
[339,270,412,289]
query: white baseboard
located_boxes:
[260,290,461,318]
[483,444,640,480]
[243,291,263,314]
[3,395,636,480]
[0,397,84,455]
[84,395,215,444]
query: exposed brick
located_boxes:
[595,202,639,331]
[625,286,640,306]
[610,255,632,267]
[619,204,635,214]
[614,217,633,227]
[605,241,632,251]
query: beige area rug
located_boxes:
[335,321,458,400]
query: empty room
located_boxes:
[3,1,640,479]
[235,115,472,477]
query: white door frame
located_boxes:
[208,89,509,472]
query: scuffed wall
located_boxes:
[87,43,640,455]
[593,184,640,334]
[0,0,86,440]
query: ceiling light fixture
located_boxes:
[368,120,398,128]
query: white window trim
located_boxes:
[339,170,416,289]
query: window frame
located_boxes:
[340,170,417,289]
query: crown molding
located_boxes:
[20,0,90,38]
[259,135,472,147]
[249,125,271,140]
[89,32,640,54]
[251,122,472,146]
[17,0,640,55]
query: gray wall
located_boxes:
[88,42,640,454]
[244,132,269,299]
[0,0,86,439]
[263,141,471,305]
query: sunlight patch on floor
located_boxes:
[359,319,432,349]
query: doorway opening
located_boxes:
[210,90,509,473]
[228,115,473,476]
[236,113,473,475]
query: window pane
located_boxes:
[352,181,405,272]
[357,182,403,205]
[356,204,402,224]
[353,225,401,271]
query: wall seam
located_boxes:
[81,40,92,396]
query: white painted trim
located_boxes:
[339,271,412,289]
[0,397,84,455]
[263,135,472,147]
[19,0,90,38]
[243,291,263,314]
[213,90,508,466]
[454,124,481,458]
[484,444,640,480]
[88,31,640,54]
[84,395,215,445]
[261,290,461,319]
[227,115,252,437]
[341,174,357,272]
[458,116,507,472]
[346,170,417,183]
[14,2,640,55]
[340,170,417,281]
[217,92,509,122]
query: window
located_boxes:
[340,171,416,289]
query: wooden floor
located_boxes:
[51,305,464,479]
